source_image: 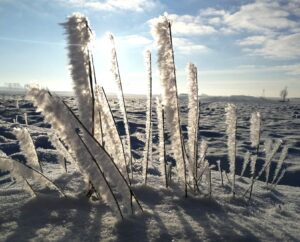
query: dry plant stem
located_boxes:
[87,52,95,136]
[209,169,212,198]
[193,99,200,192]
[61,100,143,213]
[168,21,187,197]
[101,87,130,184]
[25,178,37,197]
[246,154,260,200]
[225,172,232,186]
[144,52,152,185]
[245,146,280,200]
[76,132,124,219]
[63,157,68,173]
[162,109,168,188]
[111,38,133,180]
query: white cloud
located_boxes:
[199,1,300,59]
[148,14,216,36]
[200,1,300,34]
[249,33,300,59]
[173,37,208,54]
[237,35,268,46]
[57,0,158,12]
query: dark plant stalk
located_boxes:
[25,178,37,197]
[61,99,143,213]
[162,109,168,188]
[76,132,124,219]
[101,87,130,183]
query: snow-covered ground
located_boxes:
[0,94,300,241]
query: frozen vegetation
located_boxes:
[1,13,300,241]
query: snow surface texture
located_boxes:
[1,94,300,241]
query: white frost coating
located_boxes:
[27,88,132,217]
[198,139,208,175]
[0,152,57,194]
[250,112,261,148]
[94,86,128,180]
[259,139,282,179]
[156,97,166,184]
[241,151,250,177]
[225,103,237,194]
[150,15,186,184]
[62,13,94,134]
[272,145,288,184]
[187,62,199,182]
[13,127,42,172]
[143,50,153,183]
[48,133,77,170]
[109,33,132,170]
[250,155,257,176]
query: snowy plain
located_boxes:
[0,94,300,242]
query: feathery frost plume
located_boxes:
[109,33,132,175]
[0,150,64,197]
[241,151,250,177]
[48,133,76,171]
[13,127,42,173]
[62,13,94,135]
[95,86,128,180]
[143,50,153,184]
[225,103,237,195]
[250,112,261,148]
[186,63,199,183]
[27,88,138,218]
[156,97,167,186]
[258,139,282,179]
[272,145,288,184]
[150,15,187,190]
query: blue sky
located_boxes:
[0,0,299,97]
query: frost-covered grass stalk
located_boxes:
[27,88,142,218]
[151,15,187,196]
[271,145,288,185]
[240,151,250,177]
[109,33,133,179]
[247,111,261,200]
[143,50,153,185]
[95,86,129,181]
[62,13,94,136]
[48,133,76,173]
[216,160,223,186]
[186,63,199,186]
[13,127,43,173]
[259,139,282,180]
[24,112,28,125]
[225,104,237,196]
[0,150,65,197]
[156,97,167,187]
[261,139,282,184]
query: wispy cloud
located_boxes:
[173,37,208,54]
[57,0,158,12]
[148,13,216,36]
[198,0,300,60]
